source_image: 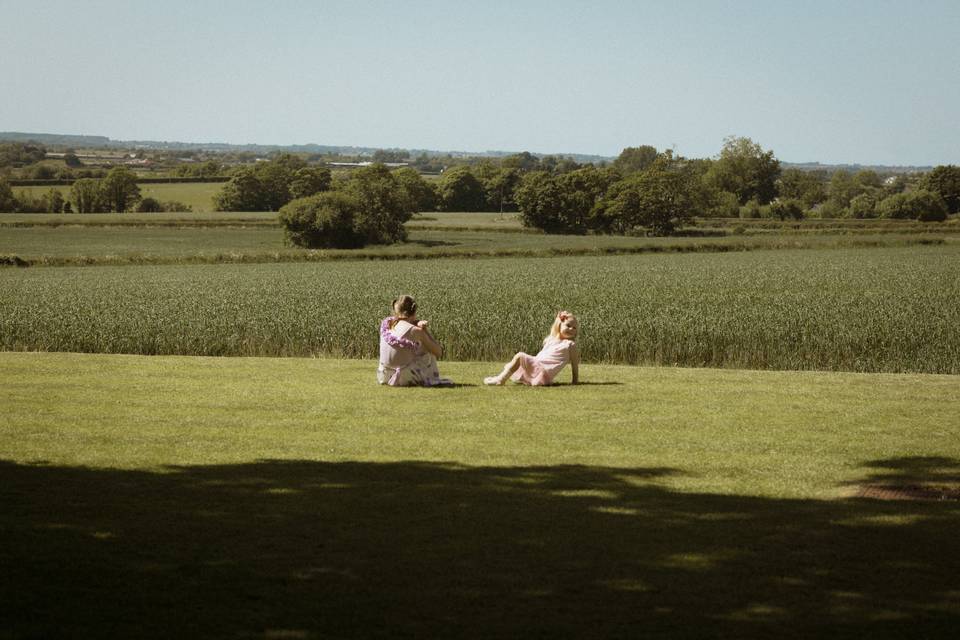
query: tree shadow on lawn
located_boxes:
[2,457,958,639]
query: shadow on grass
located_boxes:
[406,239,461,248]
[2,457,958,639]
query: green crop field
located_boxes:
[2,245,958,372]
[0,212,952,267]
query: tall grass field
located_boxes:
[2,245,958,372]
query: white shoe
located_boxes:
[484,376,503,386]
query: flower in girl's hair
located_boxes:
[558,310,571,321]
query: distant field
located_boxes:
[2,246,957,373]
[0,222,949,266]
[0,210,278,226]
[12,181,225,212]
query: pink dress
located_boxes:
[511,337,576,386]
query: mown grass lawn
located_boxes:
[2,352,958,638]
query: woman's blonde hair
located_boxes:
[545,310,576,344]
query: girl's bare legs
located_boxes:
[484,352,525,385]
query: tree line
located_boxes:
[3,138,958,240]
[261,139,958,245]
[0,166,191,213]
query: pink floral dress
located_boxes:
[510,337,576,386]
[377,317,450,387]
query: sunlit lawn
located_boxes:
[2,352,958,638]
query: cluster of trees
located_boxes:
[504,138,780,234]
[514,152,712,235]
[0,167,188,213]
[1,183,69,213]
[171,160,222,179]
[506,139,956,233]
[0,168,143,213]
[781,165,956,222]
[278,164,418,248]
[214,154,332,211]
[270,142,959,246]
[0,142,47,168]
[68,167,142,213]
[0,142,112,181]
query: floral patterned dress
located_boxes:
[376,317,450,386]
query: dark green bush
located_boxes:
[769,198,806,221]
[878,190,948,221]
[136,197,164,213]
[278,192,364,248]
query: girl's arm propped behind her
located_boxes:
[569,341,580,384]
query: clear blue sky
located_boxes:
[3,0,958,165]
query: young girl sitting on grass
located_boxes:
[377,295,450,387]
[484,311,580,386]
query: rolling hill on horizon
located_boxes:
[0,130,935,173]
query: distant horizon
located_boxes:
[0,129,940,170]
[3,2,958,168]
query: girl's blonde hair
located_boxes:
[389,295,418,329]
[545,310,576,344]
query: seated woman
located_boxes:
[377,295,450,387]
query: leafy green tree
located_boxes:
[213,157,336,211]
[41,189,64,214]
[877,190,948,221]
[214,167,264,211]
[705,136,781,204]
[437,166,485,211]
[848,193,878,219]
[0,142,46,168]
[769,198,805,220]
[136,197,164,213]
[824,170,861,216]
[100,166,141,212]
[515,167,618,234]
[594,153,698,234]
[255,162,293,211]
[392,167,438,212]
[514,171,562,231]
[777,168,827,208]
[739,199,763,219]
[289,166,332,200]
[501,151,539,171]
[29,164,56,180]
[342,163,415,244]
[482,168,521,212]
[278,192,364,248]
[198,160,222,178]
[0,178,15,212]
[613,145,658,174]
[920,165,960,214]
[853,170,883,191]
[702,189,741,218]
[372,149,410,163]
[63,151,82,168]
[70,178,106,213]
[552,157,582,174]
[269,153,307,173]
